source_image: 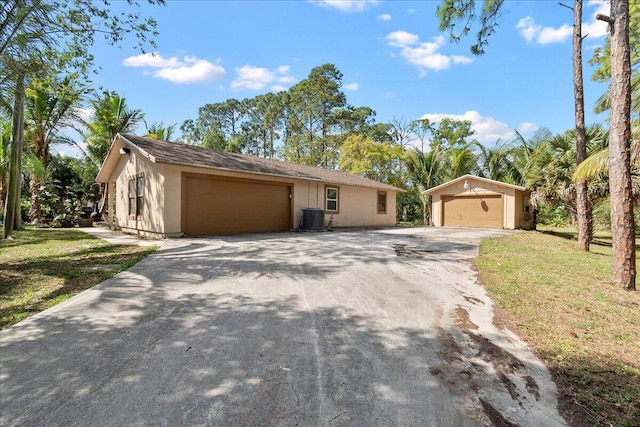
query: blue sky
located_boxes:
[64,0,613,154]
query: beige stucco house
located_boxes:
[423,175,534,230]
[95,134,403,238]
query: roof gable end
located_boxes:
[423,174,527,194]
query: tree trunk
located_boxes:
[600,0,636,289]
[3,74,25,239]
[28,175,41,224]
[574,0,593,251]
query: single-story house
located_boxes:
[95,134,404,238]
[423,174,533,230]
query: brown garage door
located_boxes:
[183,174,291,236]
[442,195,503,228]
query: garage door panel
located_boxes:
[442,195,503,228]
[184,176,291,236]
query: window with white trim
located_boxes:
[325,186,339,212]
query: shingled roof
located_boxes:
[111,134,404,192]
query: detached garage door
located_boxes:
[442,195,503,228]
[183,174,291,236]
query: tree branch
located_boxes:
[558,2,574,12]
[596,14,614,25]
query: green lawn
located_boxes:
[0,228,157,329]
[475,228,640,427]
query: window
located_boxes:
[325,186,339,212]
[377,191,387,214]
[128,175,144,217]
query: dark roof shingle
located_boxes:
[120,134,404,192]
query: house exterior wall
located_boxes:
[159,163,397,237]
[107,147,167,238]
[429,177,531,229]
[514,190,534,229]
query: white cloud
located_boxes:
[378,13,391,21]
[386,32,473,75]
[344,83,359,91]
[518,122,538,133]
[311,0,378,12]
[582,0,610,38]
[123,52,226,84]
[516,17,572,44]
[515,17,540,43]
[419,110,515,143]
[231,65,296,91]
[123,52,181,68]
[516,1,609,46]
[385,30,419,47]
[75,107,94,123]
[538,23,573,44]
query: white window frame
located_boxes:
[325,186,339,213]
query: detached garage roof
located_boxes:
[422,174,527,195]
[97,134,403,192]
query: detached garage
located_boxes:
[424,175,534,230]
[95,134,403,238]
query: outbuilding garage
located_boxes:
[424,175,533,230]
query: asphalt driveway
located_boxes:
[0,227,566,426]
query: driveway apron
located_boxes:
[0,228,566,426]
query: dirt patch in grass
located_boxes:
[474,229,640,427]
[0,228,157,329]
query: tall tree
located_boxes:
[590,2,639,119]
[83,91,144,164]
[568,0,593,250]
[285,64,347,168]
[0,116,10,212]
[477,139,520,184]
[338,134,403,183]
[1,0,163,238]
[3,74,25,238]
[597,1,636,289]
[405,147,445,224]
[24,75,84,222]
[437,0,505,55]
[429,118,475,150]
[240,93,285,158]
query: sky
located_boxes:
[61,0,614,155]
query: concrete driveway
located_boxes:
[0,227,566,426]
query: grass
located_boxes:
[474,227,640,427]
[0,227,157,329]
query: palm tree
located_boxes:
[477,139,521,184]
[512,127,553,189]
[530,125,610,227]
[405,146,445,224]
[573,124,639,200]
[82,91,143,165]
[442,141,479,182]
[24,76,83,223]
[0,118,10,212]
[144,120,176,141]
[80,91,143,223]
